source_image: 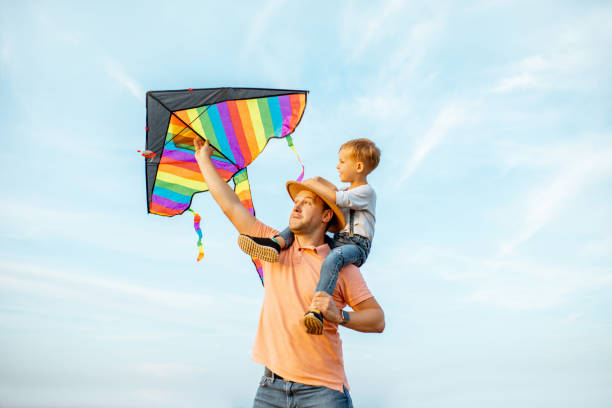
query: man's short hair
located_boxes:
[340,138,381,174]
[317,194,334,228]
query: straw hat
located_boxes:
[286,177,345,233]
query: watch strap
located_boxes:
[340,310,350,325]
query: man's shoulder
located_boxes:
[250,219,280,238]
[338,263,365,282]
[336,263,372,306]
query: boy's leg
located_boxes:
[237,235,281,263]
[316,244,366,295]
[274,226,294,248]
[237,227,294,263]
[303,244,366,335]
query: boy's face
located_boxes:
[336,148,363,183]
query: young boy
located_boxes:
[238,138,380,335]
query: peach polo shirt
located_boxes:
[250,220,373,392]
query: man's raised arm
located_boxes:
[193,138,256,234]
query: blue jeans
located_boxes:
[253,370,353,408]
[276,229,371,296]
[318,233,370,295]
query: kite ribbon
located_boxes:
[286,135,305,182]
[187,208,204,262]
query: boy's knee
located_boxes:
[324,247,345,263]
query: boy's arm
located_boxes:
[311,292,385,333]
[336,185,375,210]
[193,138,256,235]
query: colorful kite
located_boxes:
[145,87,308,283]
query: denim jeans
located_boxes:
[317,233,370,295]
[276,227,296,248]
[275,228,341,251]
[253,370,353,408]
[276,228,371,296]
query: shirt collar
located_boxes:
[298,242,331,257]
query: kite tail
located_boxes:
[188,208,204,262]
[286,135,305,182]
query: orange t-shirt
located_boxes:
[250,220,373,392]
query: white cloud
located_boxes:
[581,235,612,257]
[378,16,444,83]
[490,6,612,94]
[491,72,541,93]
[134,362,208,378]
[395,102,468,187]
[565,312,583,322]
[38,11,80,46]
[105,59,145,102]
[516,55,550,71]
[239,0,285,62]
[0,274,78,299]
[0,200,188,262]
[377,242,612,311]
[348,0,406,60]
[0,38,10,66]
[1,260,212,309]
[463,257,612,310]
[499,147,612,254]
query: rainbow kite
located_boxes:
[145,87,308,283]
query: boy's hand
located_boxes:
[311,176,338,196]
[311,291,343,324]
[194,137,214,164]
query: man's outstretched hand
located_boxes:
[194,137,214,165]
[191,135,256,235]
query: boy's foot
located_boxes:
[237,235,281,262]
[302,310,324,335]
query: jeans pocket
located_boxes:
[259,375,269,387]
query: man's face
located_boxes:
[289,190,332,234]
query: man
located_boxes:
[194,138,385,407]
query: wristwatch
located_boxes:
[340,310,350,325]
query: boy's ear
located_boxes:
[355,161,364,173]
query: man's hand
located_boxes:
[311,293,385,333]
[194,137,214,164]
[191,136,256,234]
[311,291,343,324]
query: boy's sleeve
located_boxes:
[337,265,373,309]
[336,185,375,210]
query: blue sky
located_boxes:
[1,1,611,407]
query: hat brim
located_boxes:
[286,181,345,233]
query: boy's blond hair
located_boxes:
[340,138,381,174]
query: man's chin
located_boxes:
[288,220,305,233]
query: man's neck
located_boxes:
[294,232,326,248]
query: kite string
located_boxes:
[286,135,305,182]
[188,208,204,262]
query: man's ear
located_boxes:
[322,208,333,224]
